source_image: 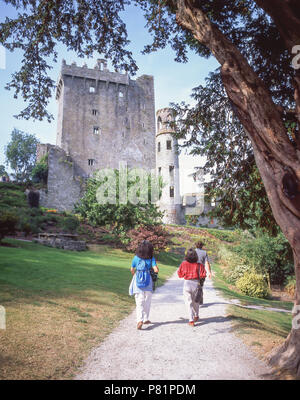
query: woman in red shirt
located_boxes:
[177,248,206,326]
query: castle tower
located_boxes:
[55,59,156,177]
[156,108,182,224]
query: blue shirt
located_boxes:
[129,256,157,295]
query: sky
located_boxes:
[0,2,219,179]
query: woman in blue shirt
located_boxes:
[129,240,159,330]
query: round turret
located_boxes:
[156,108,182,224]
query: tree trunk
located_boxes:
[176,0,300,376]
[269,248,300,375]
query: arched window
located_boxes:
[157,117,162,131]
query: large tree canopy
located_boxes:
[171,71,280,235]
[1,0,300,376]
[0,1,296,120]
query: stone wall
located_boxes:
[38,144,84,211]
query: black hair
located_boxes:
[136,240,154,259]
[195,241,204,249]
[185,248,198,263]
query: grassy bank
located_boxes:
[0,239,180,379]
[212,262,293,366]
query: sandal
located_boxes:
[137,321,143,330]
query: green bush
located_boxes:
[31,155,48,185]
[59,216,80,233]
[236,271,270,299]
[186,215,199,226]
[75,169,163,233]
[284,276,296,298]
[231,232,294,285]
[226,263,252,284]
[208,229,240,243]
[0,212,19,242]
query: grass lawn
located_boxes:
[0,239,180,380]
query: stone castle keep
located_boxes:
[38,59,217,226]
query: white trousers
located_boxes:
[183,280,200,322]
[134,291,153,323]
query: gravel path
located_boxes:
[76,272,274,380]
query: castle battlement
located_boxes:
[58,59,130,88]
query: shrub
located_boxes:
[31,155,48,184]
[0,212,19,242]
[236,271,270,299]
[208,229,240,243]
[230,232,294,285]
[21,222,32,236]
[186,215,199,226]
[284,276,296,298]
[125,225,170,253]
[226,264,252,284]
[59,216,80,233]
[75,170,163,233]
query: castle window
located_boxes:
[158,167,161,175]
[93,127,100,135]
[119,91,124,98]
[158,142,161,152]
[167,140,172,150]
[169,165,174,177]
[88,159,95,166]
[89,86,95,93]
[92,109,98,116]
[170,186,174,198]
[157,117,162,131]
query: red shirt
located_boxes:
[177,261,206,280]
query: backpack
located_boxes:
[136,259,150,289]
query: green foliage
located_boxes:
[0,165,8,177]
[231,232,294,285]
[172,73,280,236]
[207,228,240,243]
[227,264,253,285]
[75,169,163,233]
[59,216,80,233]
[0,1,293,123]
[0,211,19,242]
[217,231,294,288]
[236,271,270,299]
[186,215,199,226]
[5,129,39,183]
[31,155,48,185]
[284,276,296,298]
[0,182,27,209]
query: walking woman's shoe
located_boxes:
[193,316,199,322]
[137,321,143,330]
[188,321,195,327]
[143,320,151,325]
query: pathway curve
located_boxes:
[76,272,274,380]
